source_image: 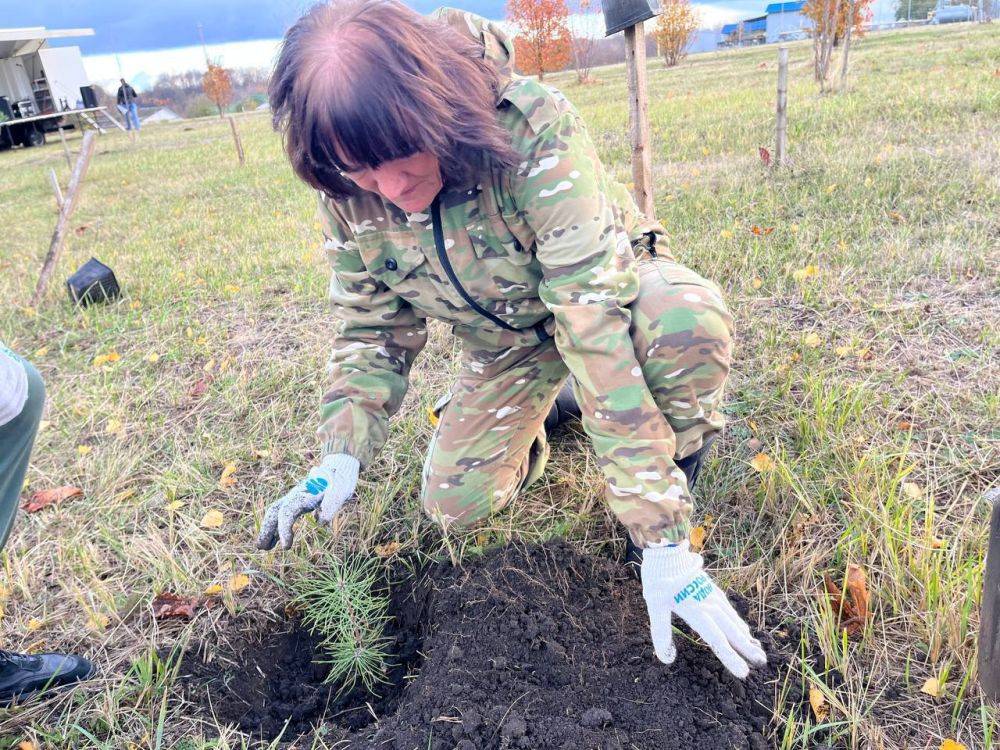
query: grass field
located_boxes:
[0,21,997,749]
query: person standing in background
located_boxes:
[116,78,141,131]
[0,345,95,705]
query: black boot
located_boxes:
[625,434,718,579]
[0,648,95,706]
[543,379,582,432]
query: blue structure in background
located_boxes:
[711,0,811,49]
[765,1,811,43]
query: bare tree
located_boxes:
[568,0,601,83]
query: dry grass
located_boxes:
[0,21,997,749]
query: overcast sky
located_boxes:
[3,0,898,90]
[3,0,769,55]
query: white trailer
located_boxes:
[0,26,124,151]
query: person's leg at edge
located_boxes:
[0,356,95,705]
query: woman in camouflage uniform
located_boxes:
[257,0,766,679]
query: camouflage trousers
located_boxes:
[420,258,733,546]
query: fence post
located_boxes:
[776,46,789,167]
[32,131,98,306]
[623,22,654,219]
[57,126,72,170]
[48,168,64,210]
[227,116,246,166]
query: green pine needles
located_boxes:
[290,554,392,693]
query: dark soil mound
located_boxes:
[176,540,802,748]
[346,540,795,750]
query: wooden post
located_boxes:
[48,168,64,210]
[32,131,98,306]
[56,126,72,170]
[227,116,245,166]
[980,491,1000,700]
[776,46,789,167]
[623,22,654,220]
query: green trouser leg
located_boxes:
[0,358,44,551]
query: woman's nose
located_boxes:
[374,167,409,198]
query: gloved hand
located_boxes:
[256,454,360,551]
[641,540,767,679]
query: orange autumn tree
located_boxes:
[203,63,234,117]
[803,0,873,89]
[651,0,700,67]
[508,0,573,81]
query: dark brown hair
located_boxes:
[269,0,519,199]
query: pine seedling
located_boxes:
[290,554,392,693]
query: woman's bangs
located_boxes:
[312,87,423,173]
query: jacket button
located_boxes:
[384,258,398,271]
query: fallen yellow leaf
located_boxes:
[18,741,40,750]
[701,146,710,156]
[166,500,185,511]
[228,573,251,592]
[105,418,124,436]
[200,509,224,528]
[902,482,923,499]
[750,453,774,472]
[253,448,272,458]
[689,526,706,551]
[825,183,838,194]
[77,445,93,456]
[426,406,440,427]
[219,463,238,489]
[26,618,44,632]
[719,229,734,239]
[144,351,160,363]
[92,352,121,367]
[940,740,966,750]
[792,265,819,282]
[87,613,110,631]
[375,541,403,558]
[751,276,763,289]
[921,677,941,697]
[789,223,799,234]
[835,345,853,357]
[224,284,241,294]
[34,347,49,357]
[803,332,822,348]
[203,583,224,596]
[809,685,829,721]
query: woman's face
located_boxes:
[343,152,443,212]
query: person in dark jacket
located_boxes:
[0,345,95,706]
[116,78,140,130]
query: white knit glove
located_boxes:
[641,541,767,679]
[256,454,360,550]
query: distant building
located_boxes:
[688,28,723,54]
[141,106,181,124]
[766,1,812,43]
[721,15,768,46]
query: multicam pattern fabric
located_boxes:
[314,8,732,545]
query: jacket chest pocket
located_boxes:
[355,232,429,294]
[466,212,538,299]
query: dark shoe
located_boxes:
[544,379,582,432]
[0,648,95,706]
[625,434,718,579]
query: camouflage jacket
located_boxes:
[317,8,680,498]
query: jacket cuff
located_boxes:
[322,437,375,469]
